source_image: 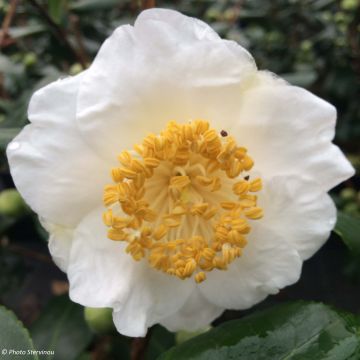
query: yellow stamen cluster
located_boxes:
[103,120,263,283]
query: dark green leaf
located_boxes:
[0,215,16,234]
[69,0,124,12]
[146,325,175,360]
[0,306,38,359]
[9,24,46,39]
[159,302,360,360]
[335,211,360,256]
[30,295,93,360]
[0,128,22,149]
[48,0,68,24]
[0,55,24,76]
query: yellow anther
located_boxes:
[203,206,218,220]
[234,147,247,160]
[193,119,209,135]
[249,178,262,192]
[239,198,257,208]
[172,205,187,216]
[103,119,263,283]
[170,175,191,189]
[190,203,208,215]
[226,160,243,178]
[215,226,228,241]
[117,150,132,166]
[143,209,157,222]
[141,226,152,236]
[213,256,228,270]
[202,247,216,261]
[111,168,124,182]
[164,217,181,228]
[203,129,219,144]
[225,137,237,153]
[112,216,130,230]
[210,177,221,192]
[183,259,197,277]
[195,175,213,186]
[103,185,120,206]
[229,230,241,244]
[244,207,263,220]
[134,144,144,156]
[103,209,113,226]
[222,244,234,264]
[144,157,161,168]
[108,229,128,241]
[131,159,147,173]
[118,167,138,179]
[143,134,156,148]
[233,180,250,195]
[231,218,250,233]
[183,124,194,141]
[242,155,254,171]
[153,224,168,240]
[220,201,239,210]
[195,271,206,283]
[206,159,221,173]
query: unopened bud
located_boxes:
[84,307,114,334]
[340,188,356,202]
[0,189,28,217]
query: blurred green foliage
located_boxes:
[0,0,359,359]
[0,0,359,158]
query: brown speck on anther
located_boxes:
[220,130,228,137]
[244,175,250,180]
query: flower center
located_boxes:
[103,120,263,283]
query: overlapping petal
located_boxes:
[76,8,256,161]
[199,225,302,309]
[7,74,111,228]
[259,175,337,260]
[224,73,354,191]
[159,289,224,332]
[41,219,74,272]
[68,208,194,337]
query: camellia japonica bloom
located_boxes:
[7,9,354,336]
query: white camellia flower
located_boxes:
[7,9,354,337]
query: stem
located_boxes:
[130,328,152,360]
[69,14,89,66]
[141,0,156,9]
[7,244,52,264]
[0,0,18,48]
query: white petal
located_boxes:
[68,207,194,337]
[6,74,111,227]
[199,226,302,309]
[40,218,73,272]
[226,72,354,191]
[259,175,336,260]
[76,8,256,161]
[159,289,224,332]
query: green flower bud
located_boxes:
[300,40,312,52]
[341,0,358,11]
[69,63,84,76]
[84,307,114,334]
[23,52,37,67]
[340,188,357,202]
[0,189,28,217]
